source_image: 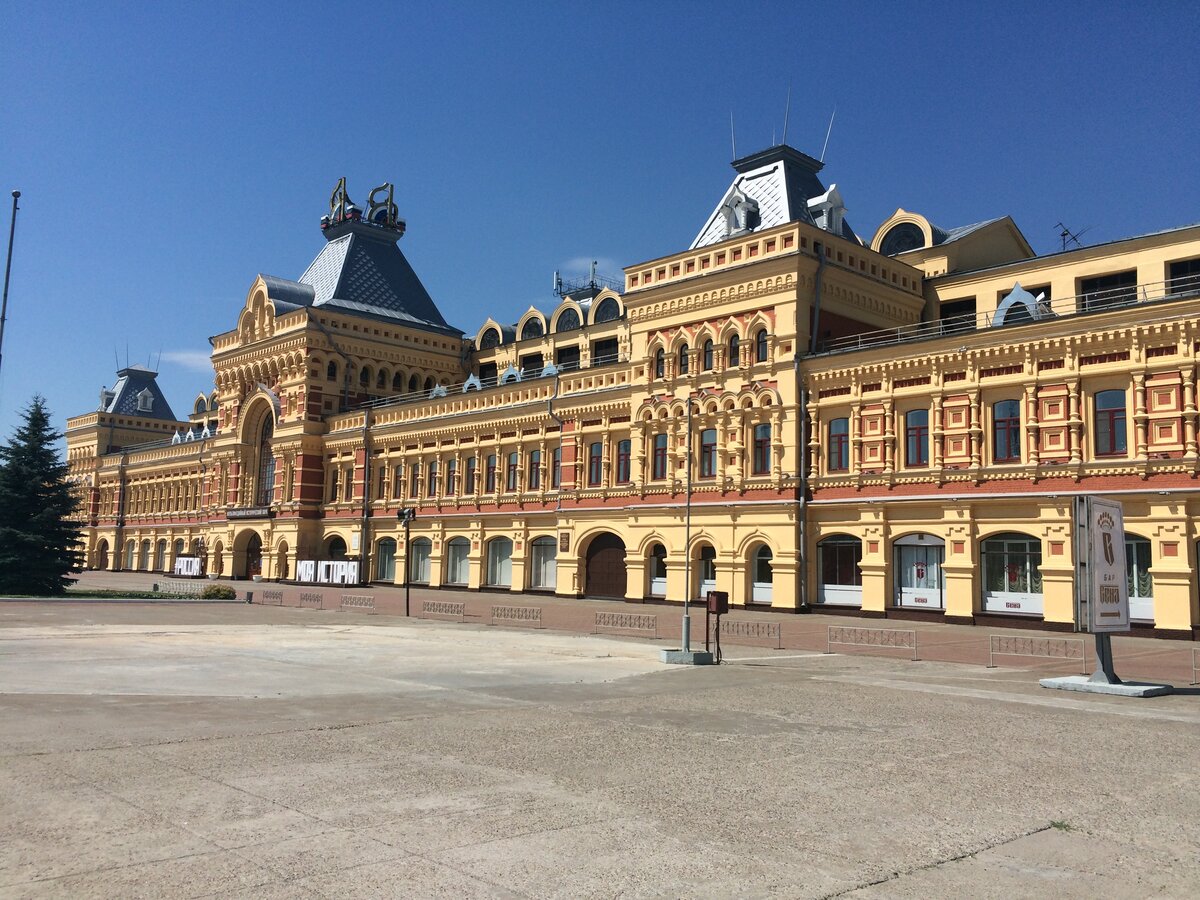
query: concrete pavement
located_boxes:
[1,601,1198,898]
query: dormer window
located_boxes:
[136,388,154,413]
[99,389,115,410]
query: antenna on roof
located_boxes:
[782,85,792,146]
[114,348,119,372]
[820,106,837,163]
[730,110,737,161]
[1055,221,1092,252]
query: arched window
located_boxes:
[124,539,136,570]
[1094,390,1127,457]
[358,366,371,387]
[828,418,850,471]
[326,361,338,381]
[555,307,581,333]
[529,536,557,589]
[981,532,1042,614]
[993,399,1021,463]
[755,329,769,362]
[424,376,435,392]
[817,535,862,606]
[194,397,207,415]
[696,544,717,599]
[594,296,620,323]
[507,451,520,491]
[652,434,668,480]
[392,371,404,391]
[327,536,347,560]
[752,423,771,474]
[702,340,714,371]
[648,543,668,596]
[1126,535,1153,622]
[445,537,470,585]
[376,370,387,389]
[479,328,501,350]
[408,373,420,392]
[678,343,690,375]
[728,334,740,368]
[256,415,276,506]
[521,317,544,340]
[376,538,396,581]
[699,428,717,478]
[905,409,929,467]
[751,545,773,603]
[654,348,665,379]
[409,537,432,584]
[486,537,513,586]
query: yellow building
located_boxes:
[67,149,1200,638]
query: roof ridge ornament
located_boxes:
[320,178,406,238]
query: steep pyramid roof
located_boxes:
[292,220,459,336]
[691,145,859,249]
[101,366,179,421]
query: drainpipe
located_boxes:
[360,406,372,585]
[115,452,127,570]
[797,241,827,609]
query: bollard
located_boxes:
[152,582,159,593]
[246,591,253,604]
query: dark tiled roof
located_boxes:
[297,223,459,336]
[103,366,179,421]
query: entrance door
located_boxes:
[697,545,717,599]
[894,537,945,609]
[585,533,627,598]
[245,534,263,578]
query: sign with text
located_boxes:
[1075,496,1130,633]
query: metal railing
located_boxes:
[592,611,658,639]
[340,593,376,614]
[299,591,324,609]
[420,599,466,622]
[260,589,284,605]
[490,605,543,628]
[819,278,1200,356]
[987,634,1087,675]
[1192,646,1199,686]
[718,618,783,650]
[826,625,919,660]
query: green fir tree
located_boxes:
[0,397,82,594]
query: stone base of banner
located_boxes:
[660,649,715,666]
[1040,675,1173,698]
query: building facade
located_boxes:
[67,149,1200,637]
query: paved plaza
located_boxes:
[1,599,1198,898]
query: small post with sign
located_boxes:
[1041,497,1172,697]
[399,507,416,616]
[706,590,728,663]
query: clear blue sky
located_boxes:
[2,1,1198,441]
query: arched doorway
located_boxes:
[326,536,347,559]
[893,534,945,609]
[981,532,1042,615]
[138,539,150,571]
[276,541,290,581]
[154,539,167,572]
[409,538,432,583]
[124,540,136,570]
[96,539,110,571]
[445,537,470,585]
[529,536,557,590]
[172,538,185,570]
[486,537,513,587]
[585,533,627,599]
[244,533,263,578]
[212,541,225,576]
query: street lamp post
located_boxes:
[399,507,415,616]
[0,190,20,379]
[682,395,694,652]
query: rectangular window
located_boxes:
[1095,391,1128,457]
[615,440,631,484]
[699,428,717,478]
[528,450,542,489]
[591,338,619,367]
[555,345,580,370]
[752,423,771,475]
[1169,258,1200,296]
[485,454,497,492]
[506,451,519,491]
[993,400,1022,463]
[905,410,929,467]
[466,457,477,493]
[552,447,562,488]
[446,459,458,495]
[427,461,438,497]
[588,442,603,486]
[329,467,340,502]
[652,434,668,480]
[1080,270,1137,312]
[828,418,850,471]
[409,464,420,498]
